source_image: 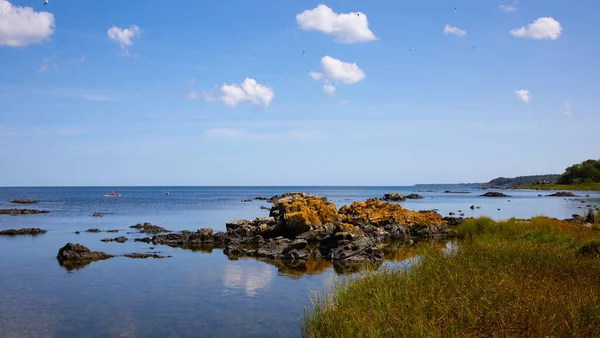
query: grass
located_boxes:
[516,183,600,191]
[303,216,600,337]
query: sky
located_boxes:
[0,0,598,186]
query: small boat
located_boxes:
[105,191,121,197]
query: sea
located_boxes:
[1,186,598,337]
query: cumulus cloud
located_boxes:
[317,56,365,84]
[323,83,336,96]
[443,24,467,36]
[510,17,562,40]
[107,25,141,54]
[200,78,274,108]
[564,102,572,116]
[296,4,378,43]
[515,89,531,103]
[499,3,518,13]
[309,71,323,81]
[203,128,320,141]
[0,0,55,47]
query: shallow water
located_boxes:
[0,186,598,337]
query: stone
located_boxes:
[92,212,104,217]
[10,199,38,204]
[85,228,101,233]
[0,228,47,236]
[586,209,597,224]
[0,209,50,215]
[106,229,119,233]
[547,191,577,197]
[100,236,128,243]
[129,222,170,234]
[255,196,268,201]
[272,194,339,238]
[260,206,270,210]
[470,205,475,210]
[406,194,424,200]
[56,243,113,263]
[381,193,406,202]
[481,192,510,198]
[124,253,171,259]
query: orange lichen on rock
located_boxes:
[339,198,445,228]
[275,194,339,236]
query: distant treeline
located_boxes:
[487,174,559,187]
[557,159,600,184]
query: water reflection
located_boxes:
[222,260,275,296]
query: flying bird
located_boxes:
[409,46,415,52]
[44,0,48,5]
[357,13,360,17]
[453,7,457,12]
[470,45,477,50]
[302,51,305,56]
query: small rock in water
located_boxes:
[498,208,501,211]
[449,212,455,216]
[129,222,170,234]
[459,213,465,217]
[101,236,128,243]
[92,212,104,217]
[476,206,481,209]
[548,191,577,197]
[75,231,80,234]
[0,228,47,236]
[470,205,475,210]
[458,210,463,213]
[260,206,270,210]
[481,192,510,198]
[10,199,38,204]
[538,194,542,197]
[406,194,424,200]
[85,228,101,233]
[242,199,253,202]
[106,229,119,233]
[381,193,406,202]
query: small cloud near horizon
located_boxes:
[515,89,531,103]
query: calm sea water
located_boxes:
[1,186,598,337]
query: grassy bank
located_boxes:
[303,217,600,337]
[516,183,600,191]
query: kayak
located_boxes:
[104,193,121,197]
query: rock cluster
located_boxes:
[129,222,171,234]
[381,193,406,202]
[101,236,128,243]
[547,191,577,197]
[406,194,424,200]
[481,192,510,198]
[136,193,452,266]
[0,228,47,236]
[10,199,38,204]
[0,209,50,215]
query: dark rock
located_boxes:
[449,212,455,216]
[547,191,577,197]
[85,228,101,233]
[582,200,589,204]
[481,192,510,198]
[256,238,292,259]
[476,206,481,209]
[240,235,265,245]
[406,194,424,200]
[101,236,128,243]
[568,215,586,225]
[444,190,471,194]
[75,231,80,234]
[538,194,542,197]
[586,209,597,224]
[129,222,170,234]
[242,199,253,202]
[470,205,475,210]
[443,217,465,226]
[57,243,113,263]
[10,199,38,204]
[320,234,383,264]
[459,213,465,217]
[124,253,171,259]
[92,212,104,217]
[0,209,50,215]
[260,206,270,210]
[381,193,406,202]
[106,229,119,233]
[255,196,268,201]
[0,228,47,236]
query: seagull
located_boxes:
[357,13,360,17]
[470,45,477,50]
[44,0,48,4]
[301,51,305,56]
[409,46,415,52]
[453,7,457,12]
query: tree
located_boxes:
[557,159,600,184]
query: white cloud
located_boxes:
[443,24,467,36]
[107,25,141,54]
[38,58,57,73]
[296,4,377,43]
[323,83,336,96]
[0,0,55,47]
[81,94,113,101]
[318,56,365,84]
[499,4,518,13]
[309,71,323,81]
[510,17,562,40]
[182,90,199,100]
[564,102,572,116]
[203,128,320,141]
[203,78,274,108]
[515,89,531,103]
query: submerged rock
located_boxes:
[101,236,128,243]
[381,193,406,202]
[547,191,577,197]
[0,209,50,215]
[0,228,47,236]
[255,196,268,201]
[129,222,171,234]
[406,194,424,200]
[124,253,171,259]
[481,192,510,198]
[260,206,270,210]
[85,228,101,233]
[10,199,38,204]
[106,229,119,233]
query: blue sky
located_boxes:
[0,0,598,186]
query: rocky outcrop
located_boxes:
[10,199,38,204]
[587,209,597,224]
[381,193,406,202]
[0,209,49,215]
[138,228,218,247]
[129,223,171,234]
[92,212,104,217]
[547,191,577,197]
[0,228,47,235]
[444,190,470,194]
[481,192,510,198]
[255,196,268,201]
[406,194,424,200]
[101,236,128,243]
[85,228,101,233]
[57,243,113,265]
[319,224,383,264]
[270,194,339,239]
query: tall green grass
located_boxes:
[303,217,600,337]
